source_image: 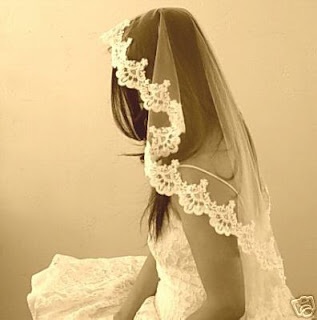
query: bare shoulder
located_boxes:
[179,155,238,201]
[179,142,238,191]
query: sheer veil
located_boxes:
[100,8,313,319]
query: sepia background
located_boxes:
[0,0,316,319]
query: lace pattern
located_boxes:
[147,212,207,319]
[27,254,146,319]
[144,153,287,282]
[247,285,303,319]
[148,126,181,158]
[139,80,171,112]
[146,209,298,320]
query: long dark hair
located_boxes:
[110,8,231,241]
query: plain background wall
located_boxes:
[0,1,316,319]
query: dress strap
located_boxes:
[178,164,239,195]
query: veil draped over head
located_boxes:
[100,8,313,319]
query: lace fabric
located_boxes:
[145,208,302,320]
[27,254,146,319]
[145,211,207,319]
[26,204,302,319]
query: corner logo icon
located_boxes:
[291,295,316,318]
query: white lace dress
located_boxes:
[27,208,299,319]
[27,210,212,320]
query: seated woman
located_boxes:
[27,7,304,320]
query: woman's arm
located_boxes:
[172,166,246,320]
[114,251,159,320]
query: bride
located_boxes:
[27,7,308,320]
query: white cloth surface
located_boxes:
[27,211,210,319]
[28,210,299,319]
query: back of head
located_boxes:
[111,8,224,165]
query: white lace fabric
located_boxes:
[145,206,302,320]
[145,212,207,319]
[25,210,208,320]
[26,205,302,319]
[27,254,146,319]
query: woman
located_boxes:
[27,7,306,320]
